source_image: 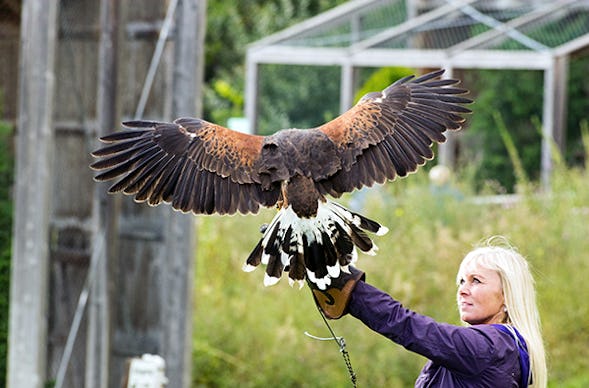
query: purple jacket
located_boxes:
[349,281,523,387]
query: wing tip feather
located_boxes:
[242,263,258,273]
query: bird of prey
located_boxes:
[91,69,471,289]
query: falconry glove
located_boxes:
[309,267,365,319]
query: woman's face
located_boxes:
[457,260,505,325]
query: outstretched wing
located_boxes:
[315,69,471,196]
[90,118,281,215]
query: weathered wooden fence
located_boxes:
[7,0,206,387]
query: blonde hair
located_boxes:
[457,236,547,387]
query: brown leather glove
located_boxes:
[308,267,365,319]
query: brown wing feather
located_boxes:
[315,69,471,195]
[90,118,280,215]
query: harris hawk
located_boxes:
[91,69,471,290]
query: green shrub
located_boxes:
[461,54,589,192]
[258,64,342,135]
[353,67,414,103]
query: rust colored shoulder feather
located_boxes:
[314,69,471,196]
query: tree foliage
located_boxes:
[204,0,347,128]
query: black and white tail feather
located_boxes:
[243,200,388,290]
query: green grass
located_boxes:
[192,156,589,386]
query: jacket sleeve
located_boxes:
[348,281,505,375]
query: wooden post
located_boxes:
[7,0,59,387]
[160,1,206,386]
[86,1,119,387]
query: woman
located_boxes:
[310,236,547,387]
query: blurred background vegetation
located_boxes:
[204,0,589,192]
[193,0,589,386]
[192,134,589,387]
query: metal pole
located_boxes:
[438,66,456,167]
[244,54,259,133]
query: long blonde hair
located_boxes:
[457,236,547,387]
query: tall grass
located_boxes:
[192,139,589,387]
